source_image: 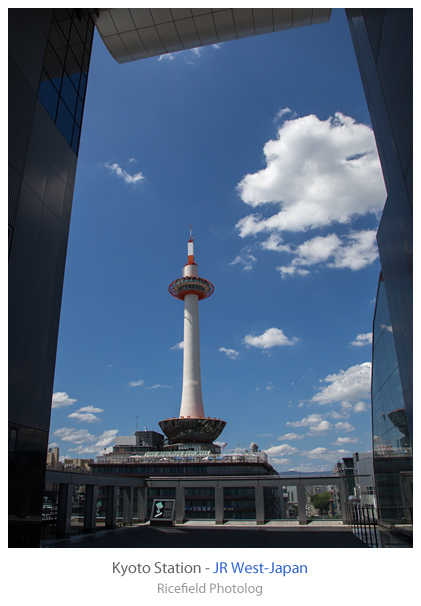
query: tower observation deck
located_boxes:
[159,229,226,451]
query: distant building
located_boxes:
[46,447,63,471]
[333,453,376,512]
[63,458,94,473]
[109,430,165,458]
[353,452,375,507]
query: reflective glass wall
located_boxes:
[372,274,412,525]
[9,8,94,546]
[38,9,94,154]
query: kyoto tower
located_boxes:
[159,227,226,452]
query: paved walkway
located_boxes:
[45,521,369,549]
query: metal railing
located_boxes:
[347,502,379,547]
[95,452,269,465]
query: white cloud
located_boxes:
[303,447,351,461]
[264,444,298,457]
[307,420,332,434]
[158,53,174,62]
[277,432,305,441]
[170,341,184,350]
[53,427,95,444]
[274,107,296,122]
[146,384,173,390]
[350,332,372,347]
[275,230,378,276]
[332,437,359,445]
[53,428,119,451]
[328,230,378,270]
[67,412,101,423]
[311,362,371,405]
[334,421,355,433]
[244,327,298,349]
[353,401,368,413]
[260,234,291,253]
[52,392,77,408]
[286,413,323,428]
[104,162,144,185]
[219,347,240,359]
[269,458,292,467]
[229,247,257,270]
[78,406,104,413]
[95,430,119,448]
[129,379,144,387]
[235,113,385,237]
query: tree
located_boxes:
[310,491,331,513]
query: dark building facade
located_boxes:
[346,9,413,527]
[9,9,412,546]
[9,8,95,547]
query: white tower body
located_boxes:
[180,242,204,418]
[161,230,225,448]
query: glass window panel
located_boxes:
[43,47,64,81]
[70,71,81,92]
[73,16,88,44]
[382,319,398,377]
[79,72,87,100]
[65,46,81,77]
[69,22,83,46]
[388,367,405,412]
[60,73,78,115]
[53,8,72,28]
[373,280,390,344]
[71,123,80,154]
[55,14,72,40]
[372,334,387,395]
[56,99,74,146]
[38,74,59,121]
[70,42,85,69]
[49,22,68,52]
[83,42,92,71]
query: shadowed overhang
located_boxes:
[94,8,332,63]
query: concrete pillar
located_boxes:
[84,484,98,533]
[175,486,185,524]
[105,485,117,529]
[297,485,307,525]
[122,486,133,526]
[215,486,224,525]
[137,486,148,523]
[57,483,73,538]
[255,486,265,525]
[279,487,287,519]
[338,483,349,524]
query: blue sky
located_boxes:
[50,8,387,473]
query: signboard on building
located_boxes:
[150,499,176,526]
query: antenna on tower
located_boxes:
[189,223,193,240]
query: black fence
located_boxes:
[347,503,379,548]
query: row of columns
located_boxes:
[56,482,351,536]
[56,484,148,538]
[173,484,350,524]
